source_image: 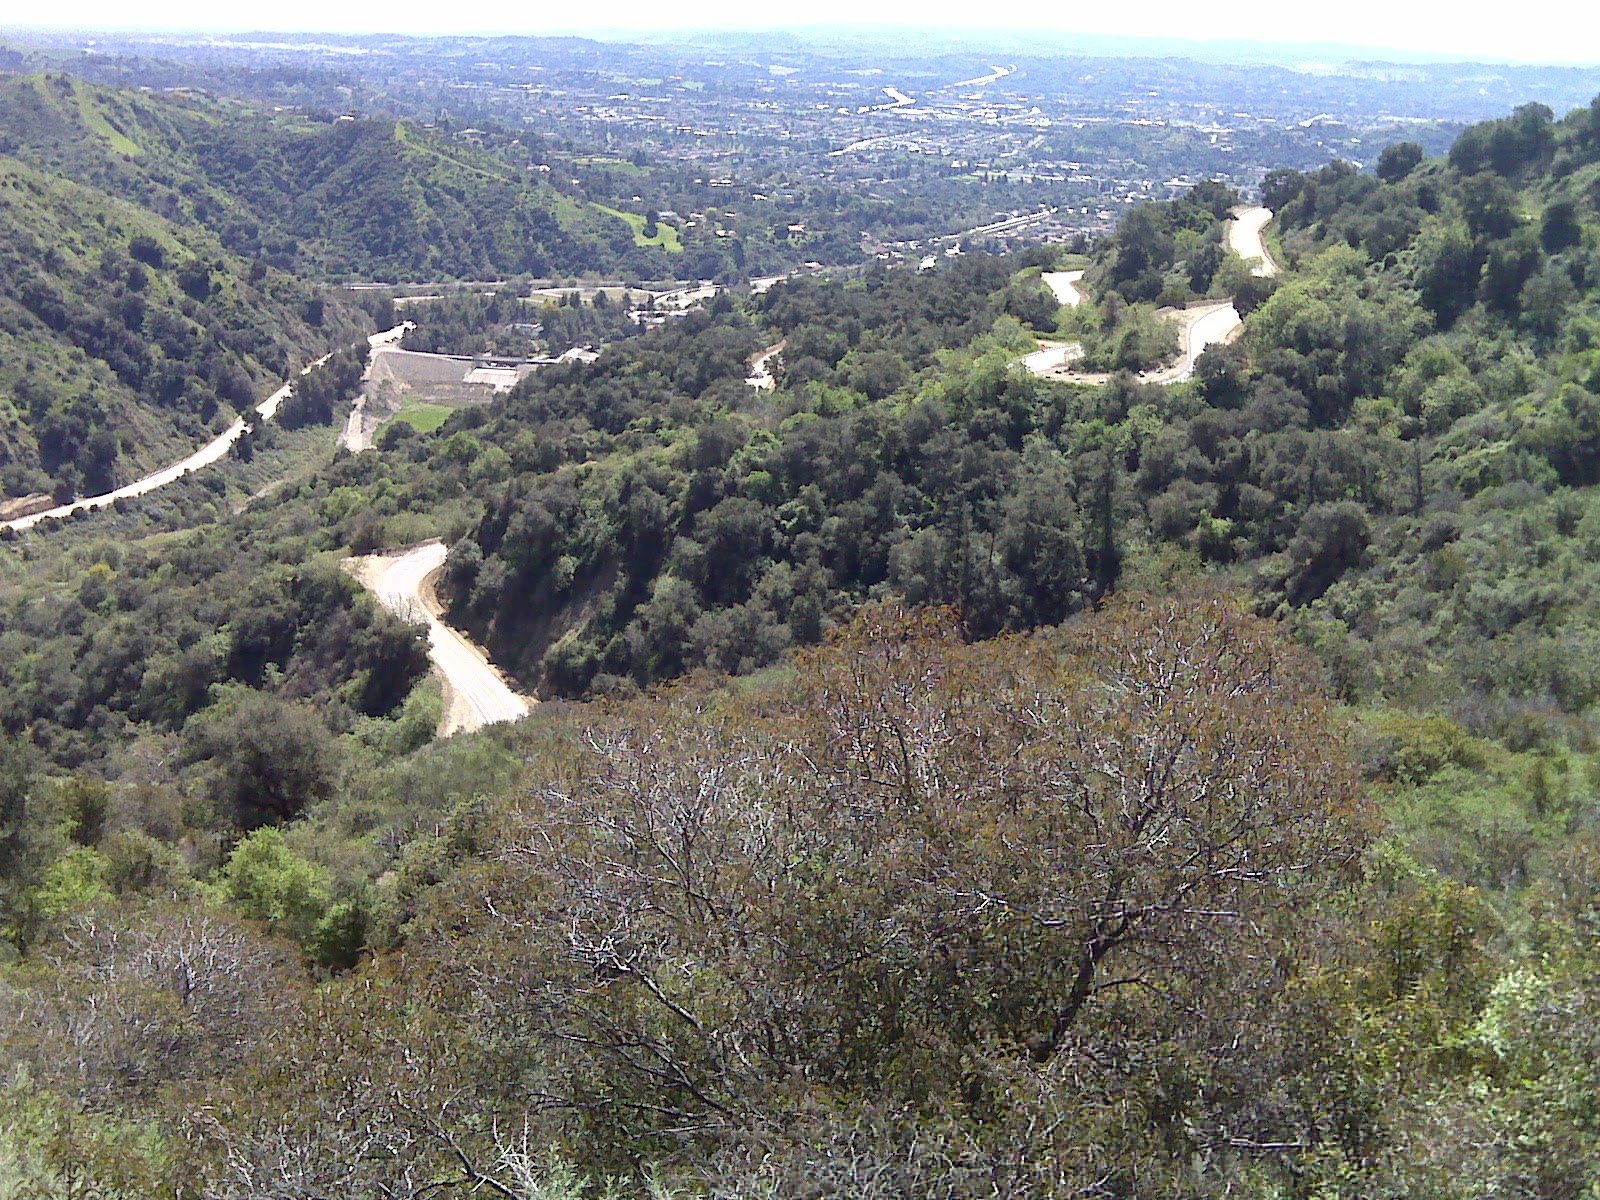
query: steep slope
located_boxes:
[0,70,698,502]
[183,114,667,280]
[0,73,685,283]
[0,152,364,502]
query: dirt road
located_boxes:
[1023,207,1269,385]
[746,341,785,390]
[348,540,531,736]
[1042,269,1086,307]
[1228,205,1279,277]
[5,324,411,534]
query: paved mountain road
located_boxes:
[1041,269,1086,307]
[4,324,411,534]
[1227,205,1279,277]
[1023,208,1269,385]
[746,341,785,390]
[349,540,531,736]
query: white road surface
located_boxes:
[951,65,1014,88]
[5,324,411,533]
[1024,207,1271,385]
[1022,342,1085,373]
[1164,301,1243,381]
[746,341,785,390]
[360,540,531,736]
[1228,205,1279,277]
[1042,269,1085,307]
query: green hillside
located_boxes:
[0,152,364,501]
[0,71,703,501]
[0,74,686,284]
[14,93,1600,1198]
[184,112,675,280]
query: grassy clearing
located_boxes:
[594,204,683,252]
[392,402,453,434]
[72,81,142,157]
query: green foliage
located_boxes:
[0,526,428,774]
[0,150,364,498]
[278,343,368,429]
[1072,294,1180,371]
[1378,140,1424,183]
[0,737,65,953]
[1360,710,1491,785]
[219,828,333,941]
[187,689,338,830]
[1097,179,1239,304]
[9,88,1600,1195]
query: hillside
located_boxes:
[12,95,1600,751]
[11,91,1600,1198]
[181,113,682,281]
[0,70,714,501]
[0,73,691,283]
[16,87,1600,723]
[0,152,365,501]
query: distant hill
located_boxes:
[0,78,366,499]
[182,111,683,280]
[0,71,693,499]
[0,72,682,282]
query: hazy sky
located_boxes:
[10,0,1600,66]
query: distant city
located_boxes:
[12,27,1600,263]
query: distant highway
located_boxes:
[351,540,531,736]
[943,207,1058,243]
[652,281,720,309]
[4,324,411,534]
[950,64,1015,88]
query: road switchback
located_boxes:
[349,540,531,737]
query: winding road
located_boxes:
[746,341,785,390]
[1024,207,1271,385]
[348,540,531,736]
[1227,205,1279,277]
[950,64,1015,88]
[1042,269,1086,308]
[4,324,412,533]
